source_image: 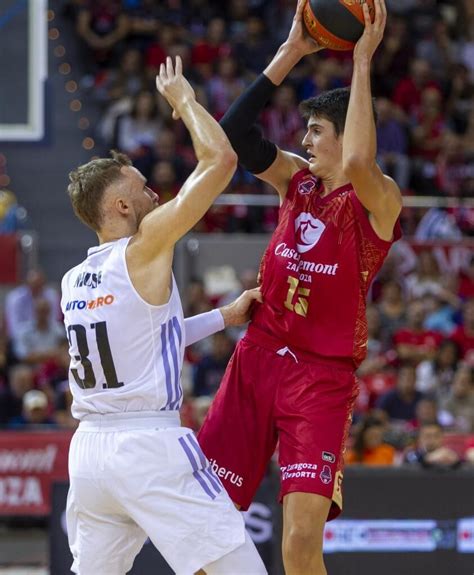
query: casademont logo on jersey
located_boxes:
[65,295,115,311]
[294,213,326,253]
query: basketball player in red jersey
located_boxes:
[198,0,401,573]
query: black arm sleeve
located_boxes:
[220,73,278,174]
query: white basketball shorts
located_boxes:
[67,412,246,575]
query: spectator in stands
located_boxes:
[393,299,443,365]
[114,90,162,155]
[261,84,302,152]
[410,396,440,434]
[4,269,61,339]
[124,0,161,46]
[149,160,180,205]
[36,338,70,403]
[375,97,410,190]
[377,364,425,423]
[193,331,235,397]
[76,0,129,66]
[451,297,474,363]
[415,17,457,82]
[392,58,439,121]
[54,381,78,429]
[411,86,445,163]
[12,298,65,367]
[405,249,443,301]
[445,64,473,136]
[376,279,406,348]
[8,389,56,429]
[0,364,35,426]
[0,188,26,233]
[345,415,396,466]
[404,421,462,468]
[439,363,474,432]
[207,55,246,120]
[234,15,275,76]
[416,339,461,397]
[373,15,413,97]
[458,254,474,300]
[191,17,231,82]
[93,47,146,104]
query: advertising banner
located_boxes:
[0,431,72,515]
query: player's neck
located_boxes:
[319,174,350,197]
[97,225,136,245]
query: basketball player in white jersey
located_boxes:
[61,56,267,575]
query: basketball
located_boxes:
[303,0,376,51]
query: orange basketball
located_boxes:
[303,0,376,51]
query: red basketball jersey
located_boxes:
[249,168,401,367]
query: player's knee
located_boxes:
[283,524,323,567]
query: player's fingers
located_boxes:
[245,288,263,303]
[155,76,163,92]
[374,0,384,28]
[166,56,174,78]
[379,0,387,27]
[362,2,371,28]
[159,62,166,81]
[296,0,306,17]
[175,55,182,76]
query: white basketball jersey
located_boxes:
[61,238,185,420]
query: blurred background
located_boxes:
[0,0,473,573]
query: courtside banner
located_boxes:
[0,431,72,515]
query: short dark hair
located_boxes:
[67,150,132,231]
[299,87,377,137]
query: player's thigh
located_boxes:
[119,427,247,575]
[67,476,147,575]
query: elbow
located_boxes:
[214,146,238,171]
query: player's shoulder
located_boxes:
[61,262,84,292]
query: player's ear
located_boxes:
[115,197,130,216]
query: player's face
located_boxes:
[302,116,343,177]
[123,166,159,226]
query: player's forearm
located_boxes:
[177,99,234,163]
[343,59,377,170]
[184,310,224,347]
[263,42,304,86]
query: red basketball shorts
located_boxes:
[198,329,359,521]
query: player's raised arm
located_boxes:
[342,0,402,240]
[220,0,323,199]
[134,57,237,256]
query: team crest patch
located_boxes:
[298,178,316,195]
[294,212,326,253]
[320,465,332,485]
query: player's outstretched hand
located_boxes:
[354,0,387,62]
[155,56,196,120]
[285,0,324,57]
[219,288,263,327]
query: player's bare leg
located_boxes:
[282,492,331,575]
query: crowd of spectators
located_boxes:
[0,0,473,469]
[60,0,474,237]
